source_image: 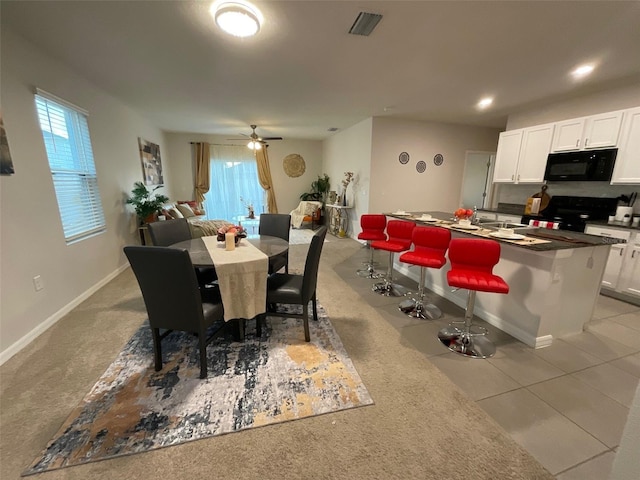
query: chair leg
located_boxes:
[256,313,263,338]
[437,290,496,358]
[372,251,409,297]
[312,293,318,321]
[303,304,310,342]
[399,267,442,319]
[198,333,208,379]
[152,328,163,372]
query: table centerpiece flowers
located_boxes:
[217,224,247,244]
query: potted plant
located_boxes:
[300,173,330,203]
[126,181,169,224]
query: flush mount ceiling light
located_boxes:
[571,64,595,79]
[210,1,263,37]
[477,97,494,109]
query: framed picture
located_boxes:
[138,137,163,186]
[0,112,15,175]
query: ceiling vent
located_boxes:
[348,12,382,36]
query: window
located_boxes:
[202,145,264,222]
[35,90,105,243]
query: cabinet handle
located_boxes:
[633,250,637,259]
[620,248,624,256]
[576,139,580,147]
[511,174,514,181]
[585,138,589,146]
[517,174,520,181]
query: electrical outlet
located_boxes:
[33,275,44,291]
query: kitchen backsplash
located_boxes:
[494,182,639,215]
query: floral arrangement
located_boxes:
[217,224,247,242]
[342,171,354,190]
[240,196,255,219]
[454,208,474,220]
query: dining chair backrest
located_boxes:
[147,218,192,247]
[124,245,206,332]
[259,214,291,242]
[448,238,501,274]
[301,226,328,301]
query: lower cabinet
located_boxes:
[585,225,638,299]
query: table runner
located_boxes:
[202,236,268,321]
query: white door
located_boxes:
[461,152,494,209]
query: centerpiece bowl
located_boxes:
[216,225,247,244]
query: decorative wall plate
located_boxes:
[283,153,306,177]
[416,160,427,173]
[434,154,444,166]
[398,152,410,164]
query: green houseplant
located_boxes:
[126,181,169,224]
[300,173,330,203]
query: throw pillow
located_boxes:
[168,207,184,219]
[179,200,203,216]
[176,203,195,218]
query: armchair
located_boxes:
[290,201,323,230]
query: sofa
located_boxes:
[161,201,232,238]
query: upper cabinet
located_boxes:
[611,106,640,184]
[493,124,553,184]
[551,111,623,152]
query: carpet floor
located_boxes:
[0,238,554,480]
[24,305,371,476]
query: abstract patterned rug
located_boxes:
[24,305,372,476]
[288,227,330,245]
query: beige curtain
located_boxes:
[194,142,210,203]
[255,147,278,213]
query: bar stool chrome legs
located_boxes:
[399,267,442,319]
[357,241,383,278]
[372,251,409,296]
[438,290,495,358]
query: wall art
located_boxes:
[398,152,410,164]
[0,112,14,175]
[138,137,163,186]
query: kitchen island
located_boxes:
[385,212,627,348]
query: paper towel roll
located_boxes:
[225,232,235,251]
[615,206,633,222]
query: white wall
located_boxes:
[323,118,373,237]
[369,117,501,217]
[163,133,323,216]
[0,30,168,362]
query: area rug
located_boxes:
[289,227,330,245]
[24,304,372,476]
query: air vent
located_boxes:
[348,12,382,36]
[328,127,339,132]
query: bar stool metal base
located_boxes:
[372,281,409,297]
[357,265,383,278]
[398,298,442,319]
[437,330,496,358]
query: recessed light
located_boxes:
[210,1,263,38]
[571,64,595,78]
[477,97,493,109]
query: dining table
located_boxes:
[169,235,289,326]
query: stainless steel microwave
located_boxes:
[544,148,617,182]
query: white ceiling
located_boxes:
[3,1,640,140]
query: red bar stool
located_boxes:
[371,220,415,296]
[357,214,387,278]
[398,226,451,319]
[438,238,509,358]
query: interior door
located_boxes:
[461,152,494,209]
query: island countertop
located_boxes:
[384,211,627,251]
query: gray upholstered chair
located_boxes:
[147,218,216,285]
[258,213,291,274]
[258,226,327,342]
[124,245,225,379]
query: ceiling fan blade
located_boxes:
[262,137,283,141]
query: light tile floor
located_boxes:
[335,247,640,478]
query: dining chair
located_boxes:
[258,213,292,273]
[257,226,327,342]
[124,245,225,379]
[147,218,216,285]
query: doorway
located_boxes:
[460,152,495,209]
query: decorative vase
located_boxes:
[342,187,347,206]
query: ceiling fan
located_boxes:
[228,125,283,150]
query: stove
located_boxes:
[521,196,619,232]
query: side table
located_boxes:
[325,205,353,237]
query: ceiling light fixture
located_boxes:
[477,97,494,109]
[211,1,263,38]
[571,64,595,79]
[247,140,262,150]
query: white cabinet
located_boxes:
[619,235,640,297]
[585,225,638,298]
[493,124,553,184]
[611,107,640,184]
[493,130,523,183]
[551,111,623,152]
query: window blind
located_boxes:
[35,93,105,243]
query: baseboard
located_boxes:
[0,264,130,366]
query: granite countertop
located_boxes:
[384,211,628,251]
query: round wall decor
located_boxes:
[416,160,427,173]
[434,153,444,166]
[283,153,306,177]
[398,152,410,164]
